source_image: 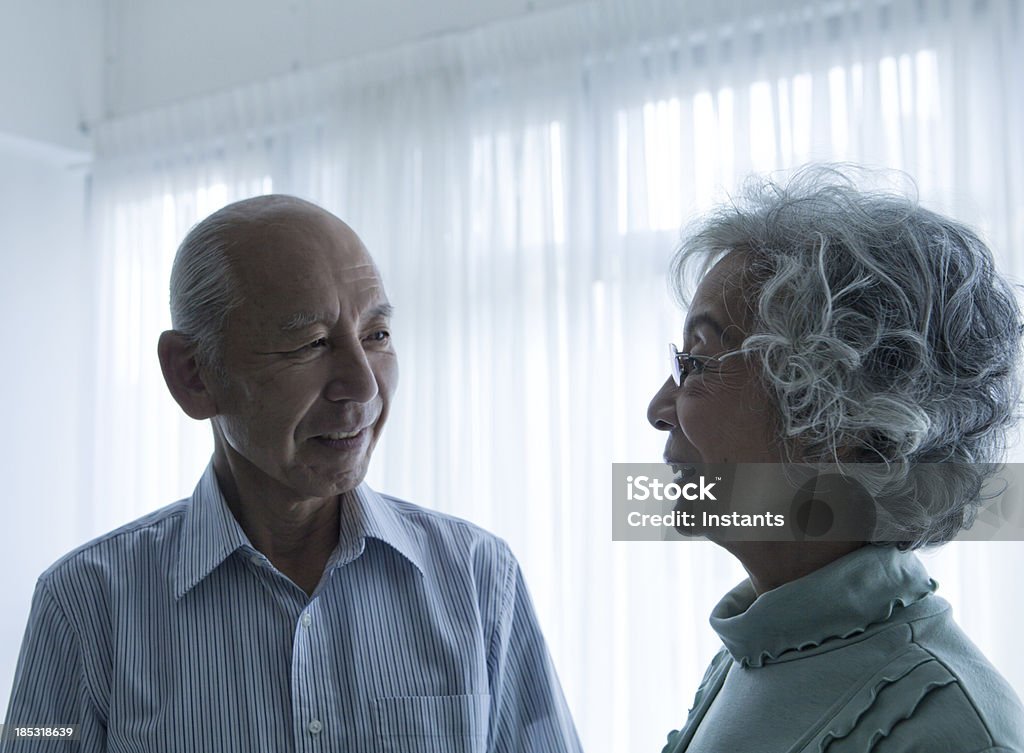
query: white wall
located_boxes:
[104,0,583,117]
[0,135,92,719]
[0,0,103,150]
[0,0,102,719]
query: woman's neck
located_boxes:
[723,541,868,596]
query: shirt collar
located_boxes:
[709,545,938,667]
[336,484,427,578]
[174,463,252,599]
[174,462,425,599]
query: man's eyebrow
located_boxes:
[278,303,394,332]
[366,303,394,320]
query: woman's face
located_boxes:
[648,251,783,466]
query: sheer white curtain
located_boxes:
[87,1,1024,751]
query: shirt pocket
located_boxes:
[371,693,490,753]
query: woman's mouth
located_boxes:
[666,461,698,482]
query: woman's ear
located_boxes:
[157,331,219,420]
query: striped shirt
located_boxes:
[2,463,582,752]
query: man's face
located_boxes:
[208,208,396,503]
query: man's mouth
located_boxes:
[320,429,363,440]
[314,427,369,448]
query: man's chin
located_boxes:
[305,464,371,498]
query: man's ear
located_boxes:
[157,331,219,420]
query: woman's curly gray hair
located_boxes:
[671,165,1024,549]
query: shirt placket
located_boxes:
[291,592,340,753]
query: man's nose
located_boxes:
[324,342,379,403]
[647,376,679,431]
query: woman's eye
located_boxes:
[686,357,707,375]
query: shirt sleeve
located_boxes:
[486,552,583,753]
[1,579,105,752]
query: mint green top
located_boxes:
[662,545,1024,753]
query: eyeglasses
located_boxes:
[668,343,746,386]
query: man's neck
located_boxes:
[212,455,341,597]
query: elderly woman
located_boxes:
[648,166,1024,752]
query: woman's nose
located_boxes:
[647,376,679,431]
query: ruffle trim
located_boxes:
[815,652,955,752]
[688,649,730,714]
[736,588,935,668]
[710,546,940,667]
[661,649,731,753]
[660,729,682,753]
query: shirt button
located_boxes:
[307,719,323,735]
[301,612,312,627]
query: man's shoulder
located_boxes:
[376,491,501,537]
[38,497,191,591]
[369,490,517,576]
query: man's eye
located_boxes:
[302,338,329,351]
[365,330,390,343]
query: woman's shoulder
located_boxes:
[901,607,1024,750]
[816,608,1024,753]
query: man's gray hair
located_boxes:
[671,165,1024,549]
[169,195,321,374]
[168,210,246,375]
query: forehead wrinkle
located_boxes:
[277,302,393,332]
[348,275,383,287]
[278,310,333,332]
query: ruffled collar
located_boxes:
[709,545,937,668]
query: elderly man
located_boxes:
[3,196,582,752]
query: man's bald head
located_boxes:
[168,195,362,374]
